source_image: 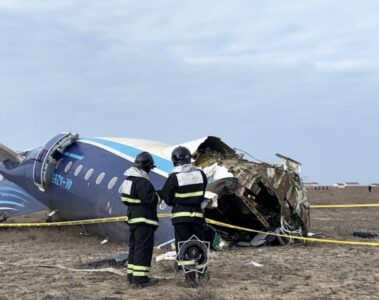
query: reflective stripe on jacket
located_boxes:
[159,164,208,224]
[171,211,204,219]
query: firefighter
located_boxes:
[158,146,209,288]
[120,152,159,288]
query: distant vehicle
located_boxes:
[0,133,309,246]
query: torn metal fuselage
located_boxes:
[193,138,310,244]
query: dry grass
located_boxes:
[0,189,378,299]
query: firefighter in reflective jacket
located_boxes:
[120,152,159,288]
[159,146,208,287]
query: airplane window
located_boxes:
[74,165,83,177]
[96,172,106,185]
[55,159,63,170]
[118,183,123,194]
[64,161,73,173]
[108,177,118,190]
[85,168,94,181]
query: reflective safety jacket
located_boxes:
[120,167,159,227]
[159,164,208,225]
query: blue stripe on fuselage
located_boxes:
[0,186,32,201]
[84,138,173,174]
[0,200,25,207]
[0,192,31,203]
[0,207,17,211]
[64,151,84,160]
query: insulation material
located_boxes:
[203,163,234,181]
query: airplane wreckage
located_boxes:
[0,134,310,249]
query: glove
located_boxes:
[204,191,218,208]
[156,192,162,204]
[201,199,210,210]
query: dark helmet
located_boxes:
[171,146,192,166]
[134,152,155,173]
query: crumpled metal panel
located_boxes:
[198,154,310,234]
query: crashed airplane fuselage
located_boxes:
[0,133,309,246]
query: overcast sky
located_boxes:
[0,0,378,184]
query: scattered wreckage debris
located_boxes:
[86,252,129,268]
[352,232,378,239]
[246,260,264,268]
[192,137,310,247]
[0,261,126,276]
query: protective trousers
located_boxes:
[127,224,155,283]
[174,222,205,250]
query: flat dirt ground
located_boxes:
[1,188,378,300]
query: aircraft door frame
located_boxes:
[33,133,79,191]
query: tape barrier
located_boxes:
[0,212,378,246]
[0,213,172,228]
[0,216,128,227]
[0,204,376,227]
[310,204,379,208]
[205,218,379,247]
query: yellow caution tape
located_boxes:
[0,216,129,227]
[0,213,172,228]
[1,213,378,246]
[0,213,171,228]
[311,204,379,208]
[205,218,379,247]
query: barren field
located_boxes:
[1,188,378,300]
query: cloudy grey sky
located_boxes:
[0,0,378,184]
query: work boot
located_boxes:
[127,274,134,285]
[198,270,210,285]
[134,277,159,289]
[177,272,199,288]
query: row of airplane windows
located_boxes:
[57,159,123,192]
